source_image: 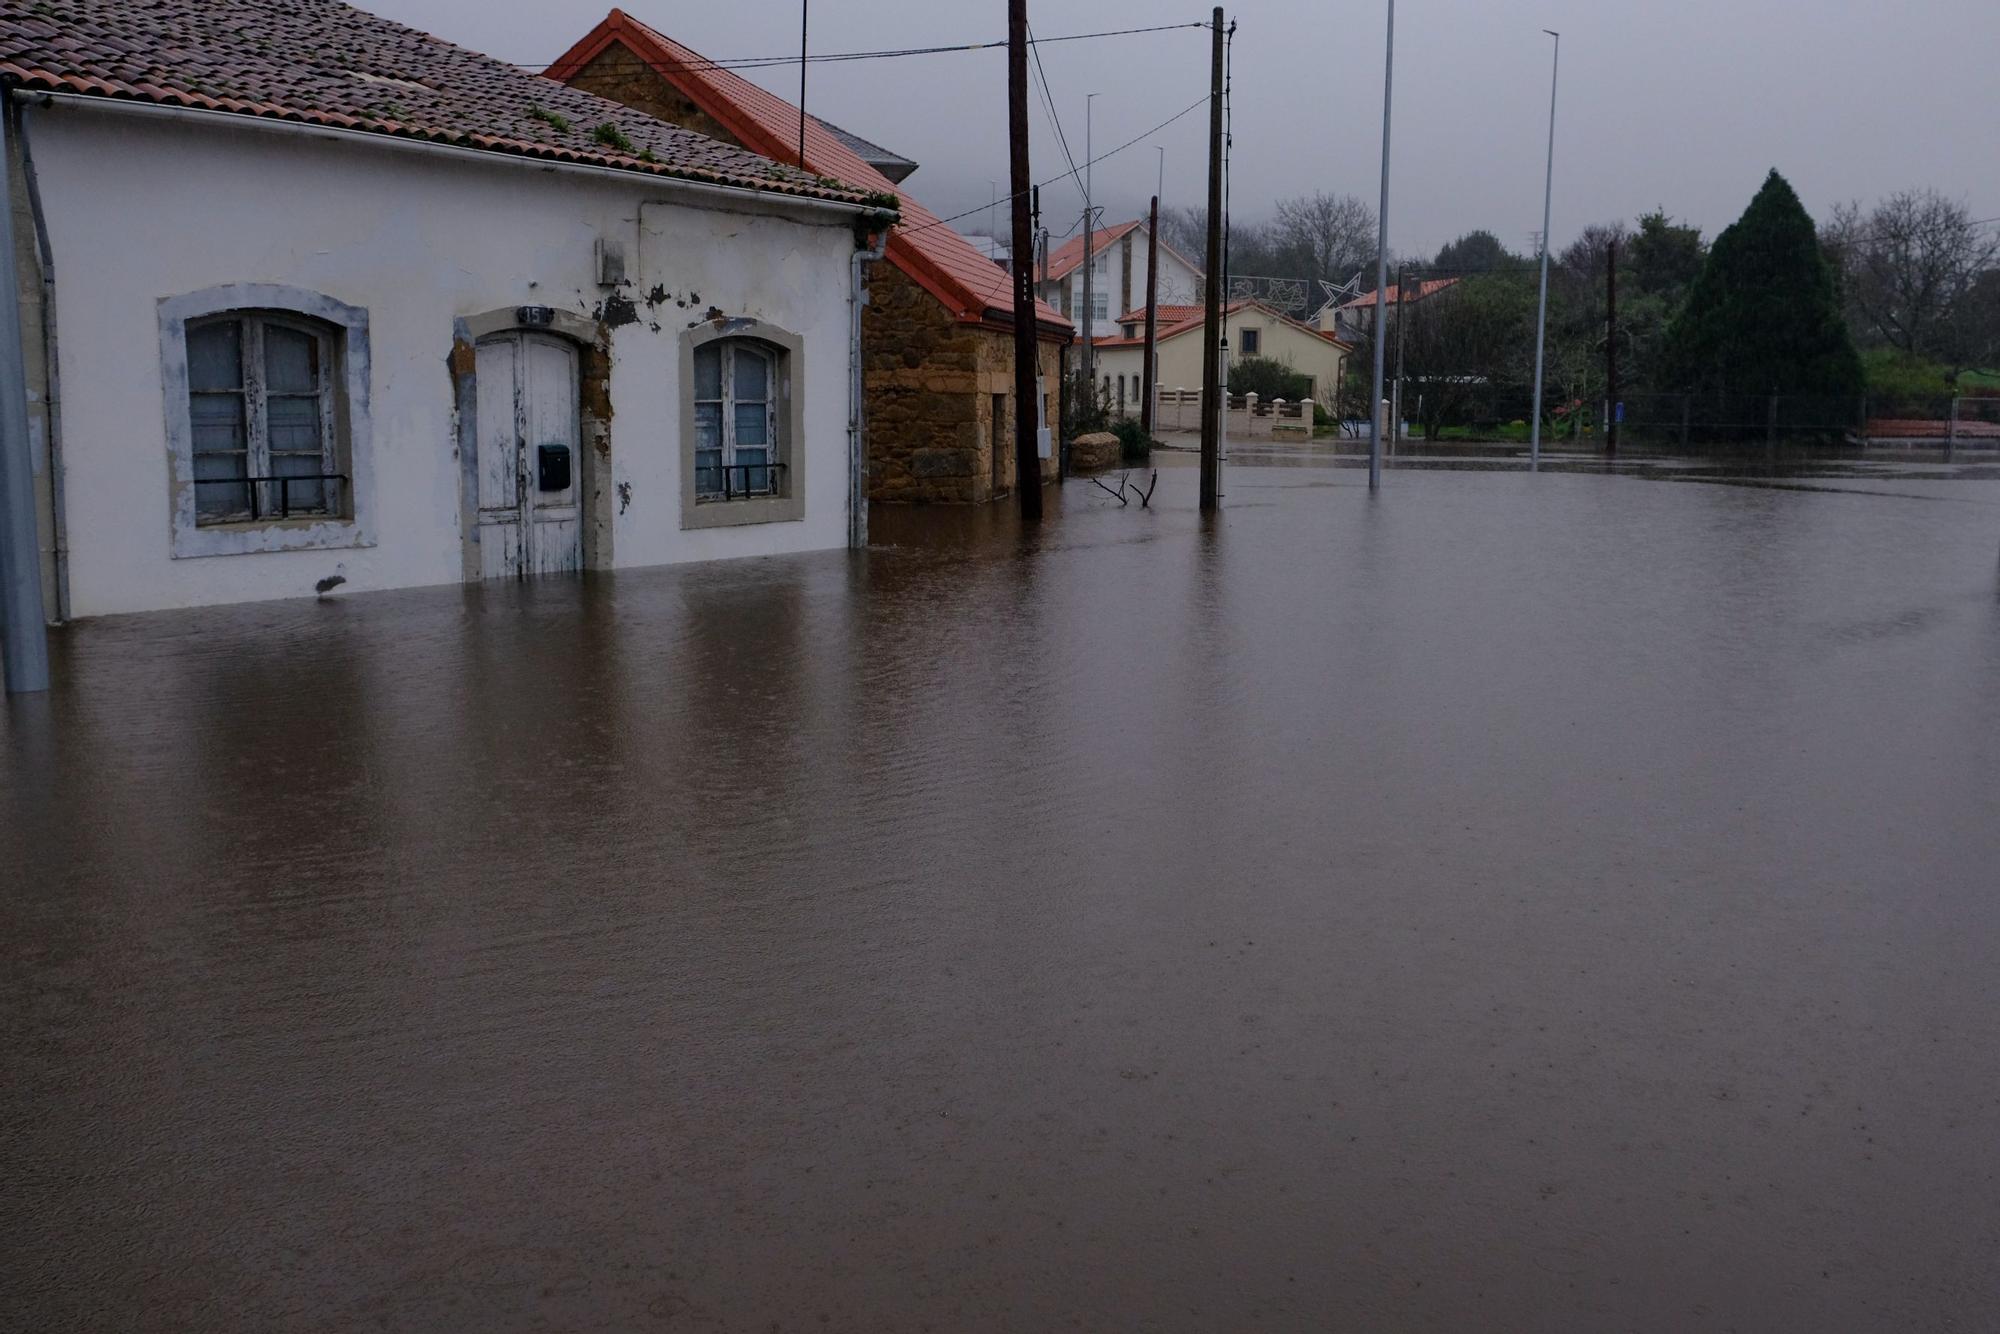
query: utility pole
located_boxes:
[1082,93,1099,388]
[797,0,809,167]
[0,97,50,692]
[1605,235,1619,454]
[1007,0,1042,520]
[1528,28,1560,472]
[1199,7,1224,512]
[1142,193,1160,439]
[1367,0,1395,491]
[1392,261,1408,448]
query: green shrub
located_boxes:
[1062,368,1110,439]
[1229,355,1312,401]
[1112,417,1153,462]
[1863,347,1953,399]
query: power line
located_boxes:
[898,93,1212,241]
[1026,20,1083,206]
[527,21,1208,73]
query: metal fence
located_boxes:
[1395,389,2000,451]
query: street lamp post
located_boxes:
[1528,29,1560,473]
[1367,0,1394,491]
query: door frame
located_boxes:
[450,308,612,582]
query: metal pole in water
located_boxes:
[1367,0,1394,491]
[0,93,50,693]
[1528,28,1559,474]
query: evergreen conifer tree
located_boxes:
[1662,170,1862,401]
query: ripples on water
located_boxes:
[5,458,1999,1331]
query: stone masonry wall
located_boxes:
[563,46,745,150]
[864,263,1062,504]
[566,47,1065,505]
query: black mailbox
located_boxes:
[536,443,571,492]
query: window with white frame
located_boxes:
[186,312,344,524]
[680,319,802,530]
[1091,291,1109,321]
[158,284,372,560]
[692,338,782,501]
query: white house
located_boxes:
[1038,220,1204,344]
[1,0,893,619]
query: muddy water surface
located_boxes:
[5,458,2000,1331]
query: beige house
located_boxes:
[1092,299,1354,420]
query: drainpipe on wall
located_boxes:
[0,82,50,691]
[16,94,65,624]
[847,229,886,551]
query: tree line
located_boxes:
[1157,177,1999,433]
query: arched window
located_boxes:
[692,338,778,500]
[159,283,372,559]
[679,318,804,531]
[186,311,342,523]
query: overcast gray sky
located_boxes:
[379,0,1997,259]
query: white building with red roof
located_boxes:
[552,10,1073,506]
[1,0,895,617]
[1038,220,1205,343]
[1090,300,1355,422]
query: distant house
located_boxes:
[1325,277,1461,342]
[551,10,1072,506]
[1092,300,1354,418]
[1038,220,1205,344]
[0,0,890,619]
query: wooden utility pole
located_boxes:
[797,1,809,167]
[1141,194,1160,440]
[1198,7,1224,511]
[1605,236,1619,454]
[1007,0,1042,519]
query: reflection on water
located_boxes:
[6,459,2000,1332]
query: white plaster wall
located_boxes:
[32,106,859,617]
[1063,228,1204,341]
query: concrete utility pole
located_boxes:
[1605,234,1619,454]
[1082,92,1099,389]
[0,97,50,693]
[1007,0,1042,519]
[1367,0,1395,491]
[1392,261,1409,446]
[1528,28,1559,472]
[1198,7,1224,511]
[1142,194,1161,440]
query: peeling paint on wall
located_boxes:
[596,292,640,328]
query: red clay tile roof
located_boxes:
[549,10,1068,339]
[0,0,871,205]
[1116,304,1203,326]
[1045,222,1141,282]
[1337,277,1461,310]
[1095,299,1353,350]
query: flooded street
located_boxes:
[6,456,1999,1331]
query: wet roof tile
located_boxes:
[0,0,873,205]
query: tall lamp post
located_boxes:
[1367,0,1395,491]
[1528,28,1560,472]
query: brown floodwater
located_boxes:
[5,455,2000,1331]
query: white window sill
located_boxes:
[172,515,375,559]
[681,494,804,530]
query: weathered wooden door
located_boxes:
[474,332,582,579]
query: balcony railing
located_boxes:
[695,461,787,502]
[192,473,347,522]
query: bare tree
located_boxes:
[1272,191,1376,286]
[1158,205,1209,264]
[1823,190,2000,366]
